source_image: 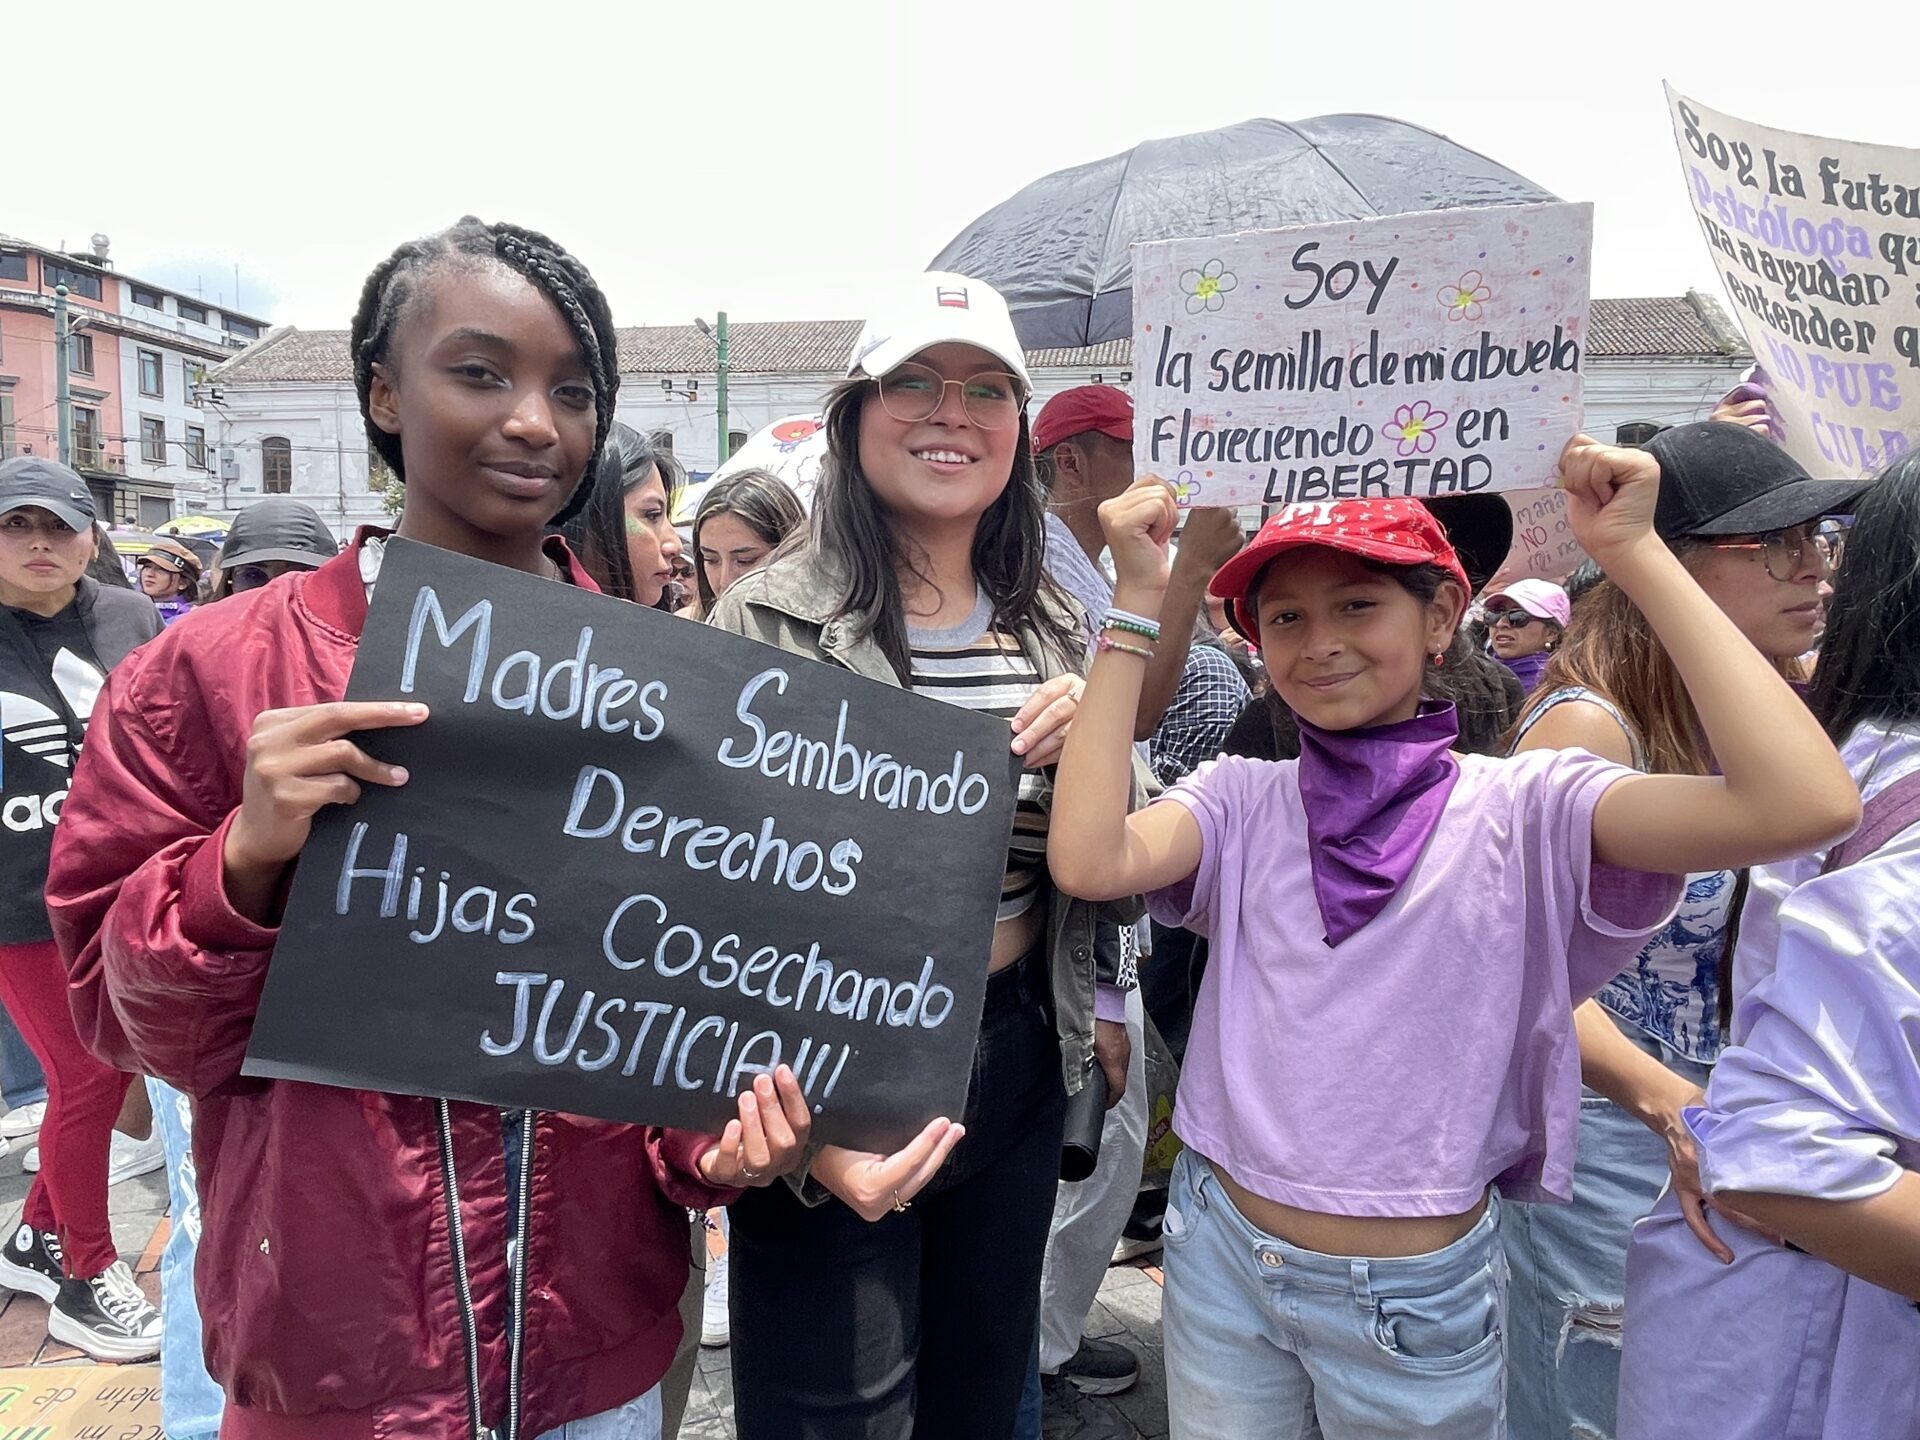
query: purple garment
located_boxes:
[154,598,194,627]
[1619,720,1920,1440]
[1294,700,1460,946]
[1146,748,1677,1218]
[1498,648,1550,693]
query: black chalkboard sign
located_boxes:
[243,540,1019,1152]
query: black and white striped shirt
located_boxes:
[907,591,1049,924]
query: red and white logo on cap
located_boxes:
[935,286,971,310]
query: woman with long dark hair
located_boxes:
[707,273,1134,1440]
[560,422,685,609]
[1501,421,1863,1440]
[1618,452,1920,1437]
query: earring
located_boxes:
[1431,652,1445,667]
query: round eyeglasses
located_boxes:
[1701,518,1847,582]
[873,363,1025,430]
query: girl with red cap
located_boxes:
[1047,435,1858,1439]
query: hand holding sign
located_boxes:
[224,701,431,924]
[812,1116,969,1221]
[1171,506,1248,587]
[693,1066,814,1187]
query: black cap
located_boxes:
[1423,493,1513,594]
[1645,422,1869,539]
[0,456,97,532]
[217,498,341,570]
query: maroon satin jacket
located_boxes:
[48,534,731,1439]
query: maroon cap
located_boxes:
[1033,385,1133,454]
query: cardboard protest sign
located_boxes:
[1132,202,1593,509]
[1666,86,1920,476]
[244,540,1018,1152]
[1487,488,1586,591]
[0,1365,162,1437]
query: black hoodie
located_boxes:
[0,577,160,942]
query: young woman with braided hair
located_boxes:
[44,218,811,1440]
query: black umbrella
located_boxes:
[930,115,1557,350]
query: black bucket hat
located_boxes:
[217,499,341,570]
[1645,422,1870,539]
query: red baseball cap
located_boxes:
[1032,385,1133,454]
[1209,499,1470,643]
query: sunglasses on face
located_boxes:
[1700,519,1847,582]
[1488,610,1542,630]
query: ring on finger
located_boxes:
[891,1190,911,1213]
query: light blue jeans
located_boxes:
[148,1077,224,1440]
[1500,1035,1711,1440]
[1162,1150,1507,1440]
[531,1388,661,1440]
[0,1001,47,1111]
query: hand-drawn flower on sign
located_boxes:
[1174,470,1201,505]
[1385,400,1449,457]
[1438,271,1493,322]
[1179,259,1238,314]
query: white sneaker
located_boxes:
[108,1130,165,1186]
[21,1144,37,1173]
[1,1102,46,1141]
[701,1247,730,1347]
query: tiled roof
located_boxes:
[616,320,864,374]
[213,294,1750,385]
[1023,340,1134,369]
[1587,293,1749,359]
[212,328,355,383]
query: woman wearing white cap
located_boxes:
[709,273,1138,1439]
[1482,578,1568,694]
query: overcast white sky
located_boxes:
[10,0,1916,331]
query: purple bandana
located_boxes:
[1296,700,1461,946]
[1500,649,1551,694]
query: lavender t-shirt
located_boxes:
[1148,748,1680,1217]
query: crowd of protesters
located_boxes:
[0,217,1912,1440]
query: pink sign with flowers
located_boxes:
[1130,201,1593,508]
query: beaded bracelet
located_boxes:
[1102,616,1160,643]
[1095,632,1155,661]
[1106,606,1163,637]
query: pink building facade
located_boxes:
[1,233,265,527]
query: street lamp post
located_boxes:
[53,285,73,466]
[695,312,730,469]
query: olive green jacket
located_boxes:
[708,551,1145,1113]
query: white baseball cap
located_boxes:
[847,272,1032,393]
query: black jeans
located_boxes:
[729,945,1069,1440]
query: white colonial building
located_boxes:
[116,269,269,515]
[205,294,1750,538]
